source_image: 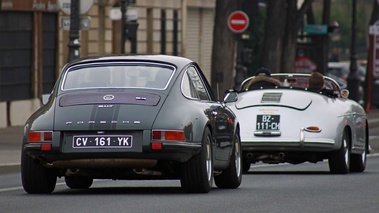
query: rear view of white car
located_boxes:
[225,73,368,174]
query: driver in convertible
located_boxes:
[307,71,325,92]
[245,67,282,90]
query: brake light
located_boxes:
[152,130,185,141]
[28,131,53,142]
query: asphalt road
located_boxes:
[1,155,379,213]
[1,108,378,168]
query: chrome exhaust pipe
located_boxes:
[246,153,254,159]
[278,152,285,159]
[133,169,162,176]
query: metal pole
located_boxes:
[120,0,127,54]
[67,0,80,62]
[130,21,138,54]
[347,0,360,102]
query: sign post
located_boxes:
[228,11,250,90]
[57,0,94,62]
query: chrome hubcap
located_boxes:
[235,139,241,177]
[205,137,212,182]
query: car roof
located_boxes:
[64,54,194,69]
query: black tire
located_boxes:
[180,128,213,193]
[350,138,367,172]
[328,130,350,174]
[65,176,93,189]
[214,132,242,189]
[21,150,57,194]
[242,160,251,174]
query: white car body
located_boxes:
[225,73,368,174]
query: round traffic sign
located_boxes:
[58,0,94,15]
[228,11,249,33]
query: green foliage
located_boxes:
[313,0,372,60]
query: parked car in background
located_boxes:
[224,73,368,174]
[327,61,366,105]
[21,55,242,194]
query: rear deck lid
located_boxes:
[236,90,313,111]
[54,91,164,131]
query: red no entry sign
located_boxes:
[228,11,249,33]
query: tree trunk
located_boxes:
[261,0,287,73]
[262,0,315,73]
[211,0,242,96]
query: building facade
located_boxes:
[0,0,215,127]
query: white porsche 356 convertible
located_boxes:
[224,73,368,174]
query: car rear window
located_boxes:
[62,63,174,91]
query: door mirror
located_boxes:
[341,89,349,99]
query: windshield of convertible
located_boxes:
[240,74,340,96]
[62,63,174,91]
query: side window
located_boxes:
[182,73,200,99]
[186,67,211,101]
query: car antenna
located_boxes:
[216,83,220,101]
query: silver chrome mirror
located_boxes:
[341,89,349,99]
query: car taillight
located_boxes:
[151,130,186,150]
[152,130,185,141]
[305,126,321,132]
[28,131,53,142]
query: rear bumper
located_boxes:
[241,138,337,152]
[23,141,202,164]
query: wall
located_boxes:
[0,0,216,128]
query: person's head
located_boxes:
[254,67,271,77]
[308,71,324,90]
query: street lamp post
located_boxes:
[126,7,139,54]
[347,0,360,102]
[67,0,81,62]
[120,0,127,54]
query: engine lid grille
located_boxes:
[261,92,282,103]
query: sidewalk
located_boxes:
[1,108,379,168]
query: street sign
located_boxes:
[58,0,94,15]
[304,24,328,35]
[228,11,249,33]
[61,16,91,30]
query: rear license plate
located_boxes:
[73,135,133,148]
[256,115,280,130]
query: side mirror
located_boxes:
[341,89,349,99]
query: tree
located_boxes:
[261,0,315,73]
[211,0,243,97]
[211,0,314,95]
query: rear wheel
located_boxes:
[180,128,213,193]
[214,132,242,189]
[328,130,350,174]
[350,142,367,173]
[242,160,251,173]
[21,150,57,194]
[65,176,93,189]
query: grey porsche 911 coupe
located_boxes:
[21,55,241,194]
